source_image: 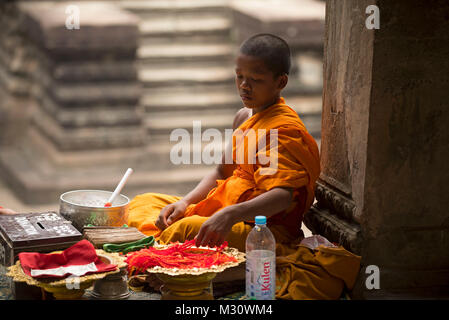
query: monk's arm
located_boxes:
[0,207,17,215]
[195,187,293,247]
[156,164,230,229]
[156,108,250,229]
[180,107,251,206]
[227,187,293,223]
[181,167,224,205]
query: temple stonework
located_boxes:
[304,0,449,299]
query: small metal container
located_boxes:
[90,266,130,300]
[59,190,130,232]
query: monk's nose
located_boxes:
[240,79,251,90]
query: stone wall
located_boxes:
[305,0,449,299]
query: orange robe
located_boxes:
[128,97,320,241]
[127,97,361,299]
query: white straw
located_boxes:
[106,168,133,205]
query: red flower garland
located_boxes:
[125,240,237,276]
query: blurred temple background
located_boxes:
[0,0,325,212]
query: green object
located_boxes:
[103,236,155,253]
[122,224,128,228]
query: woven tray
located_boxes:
[146,244,246,276]
[6,250,126,288]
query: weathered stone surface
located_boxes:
[231,0,325,50]
[32,108,146,151]
[361,227,449,269]
[318,0,374,224]
[0,1,150,204]
[352,267,449,299]
[19,1,139,53]
[52,61,138,82]
[362,0,449,235]
[0,145,212,204]
[304,206,362,254]
[306,0,449,299]
[44,82,142,107]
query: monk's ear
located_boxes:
[277,74,288,90]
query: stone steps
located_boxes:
[145,109,235,135]
[137,42,235,64]
[0,146,215,204]
[141,84,240,112]
[119,0,230,17]
[139,14,231,39]
[139,63,234,88]
[286,95,322,116]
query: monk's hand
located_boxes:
[0,207,17,215]
[195,208,236,248]
[155,200,188,230]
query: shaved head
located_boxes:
[239,33,291,77]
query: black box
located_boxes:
[0,211,82,299]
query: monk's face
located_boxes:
[235,54,287,112]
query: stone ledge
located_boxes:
[52,61,138,82]
[32,108,146,151]
[37,94,143,128]
[304,206,362,254]
[19,1,140,51]
[230,0,325,50]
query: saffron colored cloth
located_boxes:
[19,240,117,279]
[127,97,321,240]
[275,237,361,300]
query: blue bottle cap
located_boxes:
[255,215,266,225]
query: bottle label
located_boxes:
[246,250,276,300]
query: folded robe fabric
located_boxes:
[275,236,361,300]
[19,240,117,279]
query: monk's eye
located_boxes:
[236,74,243,79]
[251,78,262,82]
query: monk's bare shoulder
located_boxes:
[232,107,252,130]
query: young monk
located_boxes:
[127,33,321,253]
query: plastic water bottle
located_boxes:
[245,215,276,300]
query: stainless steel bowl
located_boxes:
[59,190,130,232]
[90,266,131,300]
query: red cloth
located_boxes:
[19,240,117,279]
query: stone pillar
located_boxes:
[0,2,146,204]
[304,0,449,299]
